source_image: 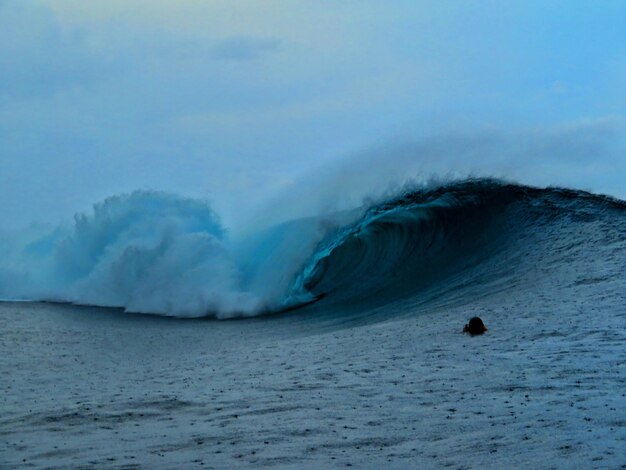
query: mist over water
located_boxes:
[1,117,625,318]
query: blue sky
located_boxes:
[1,0,625,228]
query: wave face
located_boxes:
[1,179,624,318]
[289,180,626,323]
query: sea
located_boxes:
[2,179,625,468]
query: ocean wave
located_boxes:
[1,179,624,318]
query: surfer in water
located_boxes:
[463,316,487,335]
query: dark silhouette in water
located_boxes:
[463,316,487,335]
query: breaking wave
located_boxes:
[1,179,624,318]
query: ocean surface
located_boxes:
[1,179,625,468]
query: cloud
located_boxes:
[0,2,109,98]
[254,116,626,226]
[1,0,625,230]
[211,36,281,62]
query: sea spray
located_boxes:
[0,192,260,317]
[0,190,353,317]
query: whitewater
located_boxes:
[2,178,625,468]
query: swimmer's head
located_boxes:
[464,316,487,335]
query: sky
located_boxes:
[1,0,625,229]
